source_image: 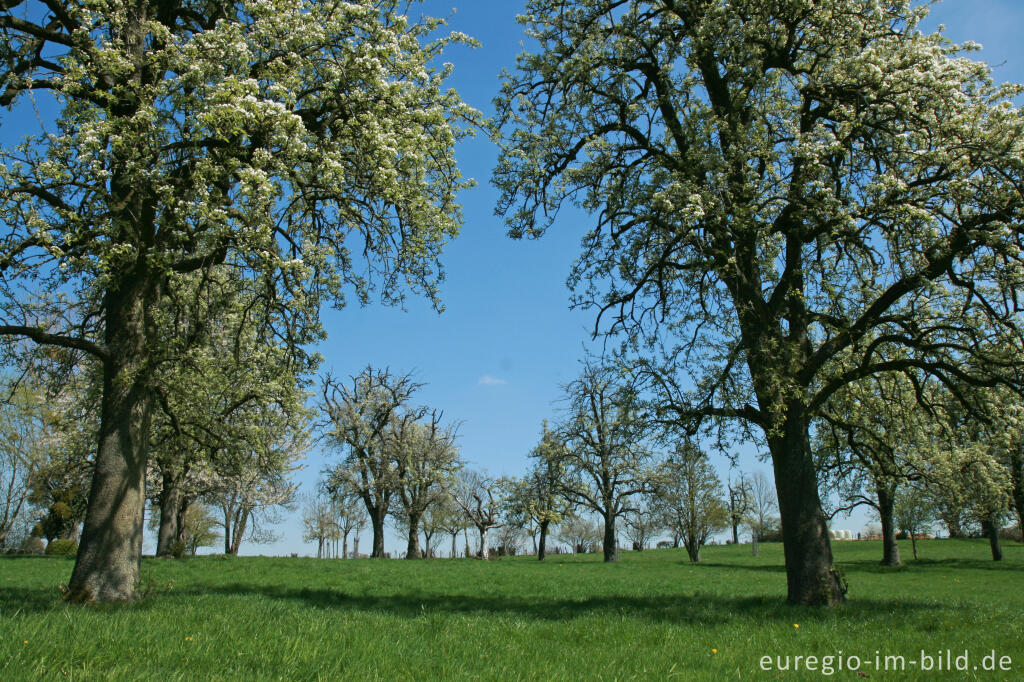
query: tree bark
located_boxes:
[370,508,386,558]
[602,511,619,562]
[770,408,845,605]
[685,538,700,563]
[982,518,1003,561]
[478,526,489,560]
[751,530,759,557]
[1009,450,1024,541]
[405,512,422,559]
[66,274,155,602]
[156,465,183,557]
[450,531,457,559]
[876,485,902,566]
[223,505,233,555]
[538,519,549,561]
[228,507,248,555]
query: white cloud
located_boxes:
[477,375,508,386]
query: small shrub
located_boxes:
[170,540,186,559]
[45,539,78,557]
[20,536,45,555]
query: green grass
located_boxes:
[1,539,1021,680]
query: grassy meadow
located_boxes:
[1,539,1022,680]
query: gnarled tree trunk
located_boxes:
[67,273,156,602]
[478,526,489,560]
[770,408,845,606]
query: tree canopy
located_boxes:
[495,0,1024,605]
[0,0,479,601]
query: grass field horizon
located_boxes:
[2,539,1021,680]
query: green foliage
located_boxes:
[44,539,77,557]
[1,540,1022,678]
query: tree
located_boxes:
[417,492,450,558]
[147,267,313,558]
[181,504,220,556]
[495,0,1024,604]
[746,471,778,557]
[321,367,421,558]
[557,362,659,562]
[432,492,466,558]
[207,403,307,555]
[506,422,574,560]
[814,372,932,566]
[451,469,504,561]
[555,514,602,555]
[0,376,50,547]
[147,500,219,556]
[892,483,934,561]
[0,0,478,601]
[389,412,460,559]
[622,497,661,551]
[333,490,367,560]
[920,401,1012,561]
[301,490,337,559]
[654,442,728,563]
[726,474,751,546]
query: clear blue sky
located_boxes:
[2,1,1018,556]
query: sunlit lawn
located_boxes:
[1,538,1021,680]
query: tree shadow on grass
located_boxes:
[0,583,173,615]
[177,582,942,625]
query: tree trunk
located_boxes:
[769,409,845,605]
[353,535,359,558]
[450,531,457,559]
[478,526,489,560]
[464,528,470,558]
[910,531,919,560]
[156,465,184,557]
[405,512,422,559]
[223,505,233,555]
[342,530,349,559]
[66,274,155,602]
[369,508,386,558]
[175,498,189,548]
[751,530,759,557]
[731,521,739,545]
[602,511,618,562]
[538,520,549,561]
[982,518,1003,561]
[229,508,248,555]
[876,485,902,566]
[685,538,700,563]
[1009,450,1024,541]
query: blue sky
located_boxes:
[1,1,1019,555]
